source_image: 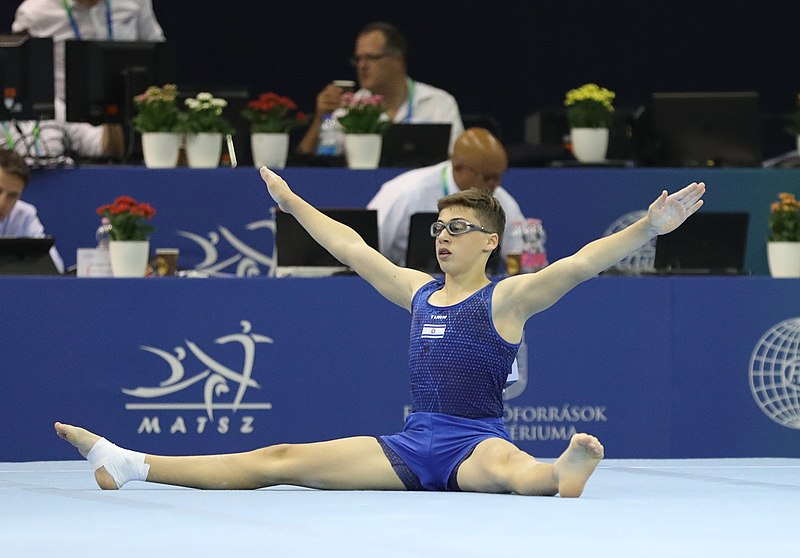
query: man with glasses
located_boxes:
[297,21,464,156]
[367,127,524,268]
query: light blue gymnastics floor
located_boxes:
[1,458,797,557]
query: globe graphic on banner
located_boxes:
[749,318,800,429]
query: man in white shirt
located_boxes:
[10,0,165,163]
[0,149,64,272]
[367,128,525,268]
[297,21,464,156]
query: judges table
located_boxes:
[2,275,799,462]
[20,166,800,276]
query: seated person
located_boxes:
[367,128,525,268]
[0,149,64,272]
[10,0,165,164]
[1,118,122,168]
[297,21,464,155]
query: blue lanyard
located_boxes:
[63,0,113,40]
[403,79,416,123]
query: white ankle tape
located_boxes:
[86,438,150,488]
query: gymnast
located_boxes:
[56,167,705,497]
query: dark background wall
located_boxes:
[3,0,799,158]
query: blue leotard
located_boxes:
[379,280,521,491]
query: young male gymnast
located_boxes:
[56,167,705,497]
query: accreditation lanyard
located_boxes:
[63,0,114,40]
[403,79,416,123]
[1,121,43,156]
[440,164,450,197]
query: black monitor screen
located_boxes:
[651,91,762,167]
[64,39,174,125]
[0,35,55,120]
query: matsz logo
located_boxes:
[749,317,800,429]
[178,219,275,277]
[123,320,273,434]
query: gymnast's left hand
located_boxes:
[646,182,706,236]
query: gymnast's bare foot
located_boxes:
[553,433,604,498]
[54,422,117,490]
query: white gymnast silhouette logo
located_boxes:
[123,321,273,419]
[749,318,800,429]
[178,219,276,277]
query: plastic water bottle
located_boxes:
[520,218,548,273]
[316,113,341,156]
[96,217,112,249]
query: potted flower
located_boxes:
[338,92,391,169]
[766,191,800,278]
[132,84,182,168]
[176,92,234,168]
[241,92,308,168]
[96,195,157,277]
[564,83,616,163]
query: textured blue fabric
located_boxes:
[407,280,519,419]
[379,412,512,491]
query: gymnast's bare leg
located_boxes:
[456,433,604,498]
[54,422,405,491]
[56,422,601,497]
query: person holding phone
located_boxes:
[296,21,464,156]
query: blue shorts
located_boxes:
[377,412,513,492]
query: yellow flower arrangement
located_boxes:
[564,83,616,128]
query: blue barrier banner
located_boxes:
[2,276,799,462]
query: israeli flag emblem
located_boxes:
[421,324,446,338]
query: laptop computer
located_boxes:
[405,212,440,274]
[653,212,749,275]
[274,209,379,277]
[379,124,451,168]
[0,237,60,275]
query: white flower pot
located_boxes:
[185,133,223,168]
[109,240,150,278]
[344,134,382,169]
[571,127,609,163]
[141,132,181,169]
[251,133,289,168]
[767,241,800,278]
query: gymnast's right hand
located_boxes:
[260,166,293,212]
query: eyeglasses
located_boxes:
[430,219,493,238]
[349,52,392,66]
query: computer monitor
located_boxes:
[653,212,749,275]
[64,39,175,125]
[0,35,55,121]
[650,91,762,167]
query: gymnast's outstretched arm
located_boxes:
[493,182,706,343]
[261,167,431,310]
